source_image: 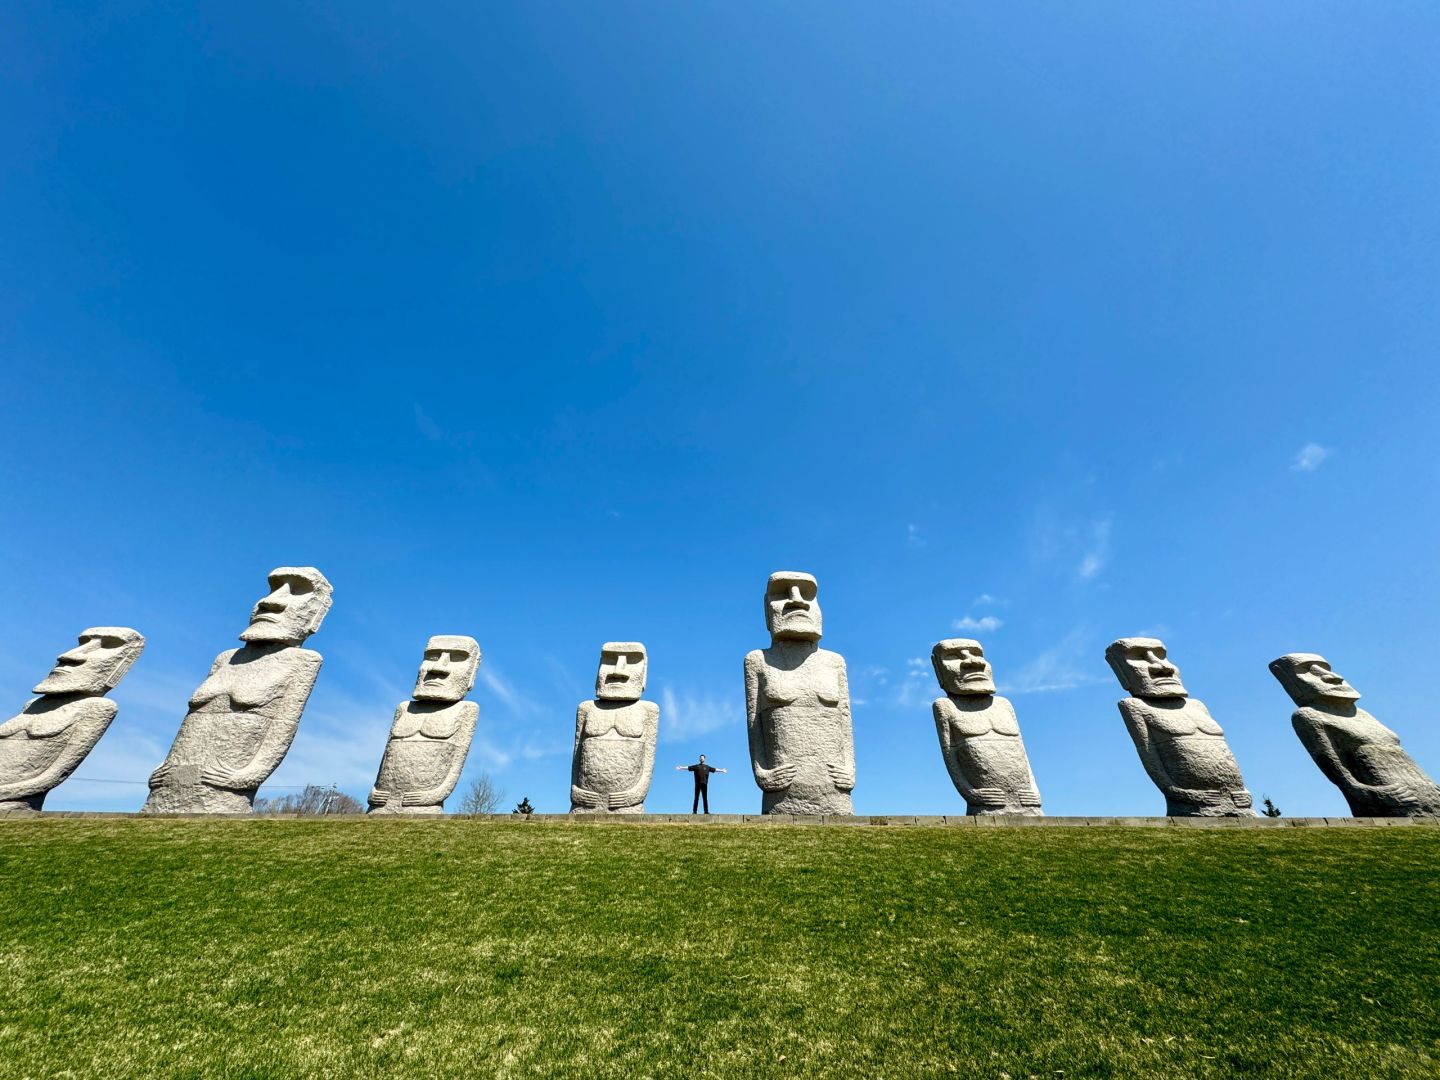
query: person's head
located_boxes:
[239,567,333,644]
[1106,637,1187,698]
[1269,652,1360,707]
[765,571,822,642]
[34,627,146,695]
[699,754,707,764]
[413,635,481,702]
[595,642,647,701]
[931,638,995,696]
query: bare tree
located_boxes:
[255,784,365,815]
[456,771,506,815]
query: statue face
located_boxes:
[33,627,146,695]
[595,642,647,701]
[1269,653,1360,706]
[765,572,822,642]
[1106,637,1187,698]
[413,635,481,702]
[931,638,995,696]
[239,567,333,644]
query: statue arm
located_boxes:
[745,652,765,779]
[369,705,406,805]
[570,703,602,808]
[152,651,236,787]
[400,706,477,808]
[1120,703,1195,802]
[828,659,856,791]
[608,704,659,810]
[933,701,980,802]
[746,653,794,791]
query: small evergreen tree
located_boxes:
[1261,796,1282,818]
[513,796,534,816]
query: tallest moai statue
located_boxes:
[745,571,856,815]
[144,567,332,814]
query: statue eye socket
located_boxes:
[99,637,126,648]
[448,651,469,663]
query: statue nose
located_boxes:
[615,656,627,672]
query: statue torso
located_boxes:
[376,700,476,793]
[0,696,116,781]
[1122,697,1244,791]
[575,700,656,794]
[934,695,1035,794]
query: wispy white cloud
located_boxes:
[1001,625,1106,695]
[1077,518,1112,581]
[480,666,545,719]
[906,523,925,549]
[973,593,1000,607]
[413,402,444,441]
[1291,443,1331,472]
[952,615,1003,633]
[658,686,733,743]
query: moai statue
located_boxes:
[745,571,856,815]
[1106,637,1253,817]
[0,628,145,813]
[930,639,1042,816]
[143,567,332,814]
[570,642,659,814]
[369,636,480,815]
[1270,653,1440,817]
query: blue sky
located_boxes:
[4,3,1438,816]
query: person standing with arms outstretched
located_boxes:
[675,754,726,814]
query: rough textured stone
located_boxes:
[143,567,332,814]
[930,638,1042,816]
[1270,652,1440,818]
[570,642,658,814]
[1106,637,1253,818]
[0,628,145,813]
[369,635,480,815]
[745,571,856,815]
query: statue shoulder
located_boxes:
[932,695,956,721]
[641,699,660,721]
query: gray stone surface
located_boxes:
[570,642,659,814]
[745,571,856,815]
[930,638,1042,816]
[1270,652,1440,818]
[0,628,145,813]
[369,635,480,815]
[143,567,331,814]
[1106,637,1254,818]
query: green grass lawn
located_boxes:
[0,820,1436,1078]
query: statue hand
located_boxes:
[1232,790,1253,809]
[826,763,856,791]
[608,790,635,810]
[200,764,245,790]
[969,786,1008,808]
[400,790,431,807]
[571,785,600,808]
[756,763,797,791]
[1019,791,1043,807]
[147,761,172,788]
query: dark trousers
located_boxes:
[692,785,709,814]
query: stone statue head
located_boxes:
[595,642,647,701]
[33,627,146,695]
[1106,637,1187,698]
[765,571,822,643]
[240,567,333,644]
[413,635,481,702]
[931,638,995,696]
[1269,652,1361,707]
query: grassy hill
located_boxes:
[1,819,1437,1078]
